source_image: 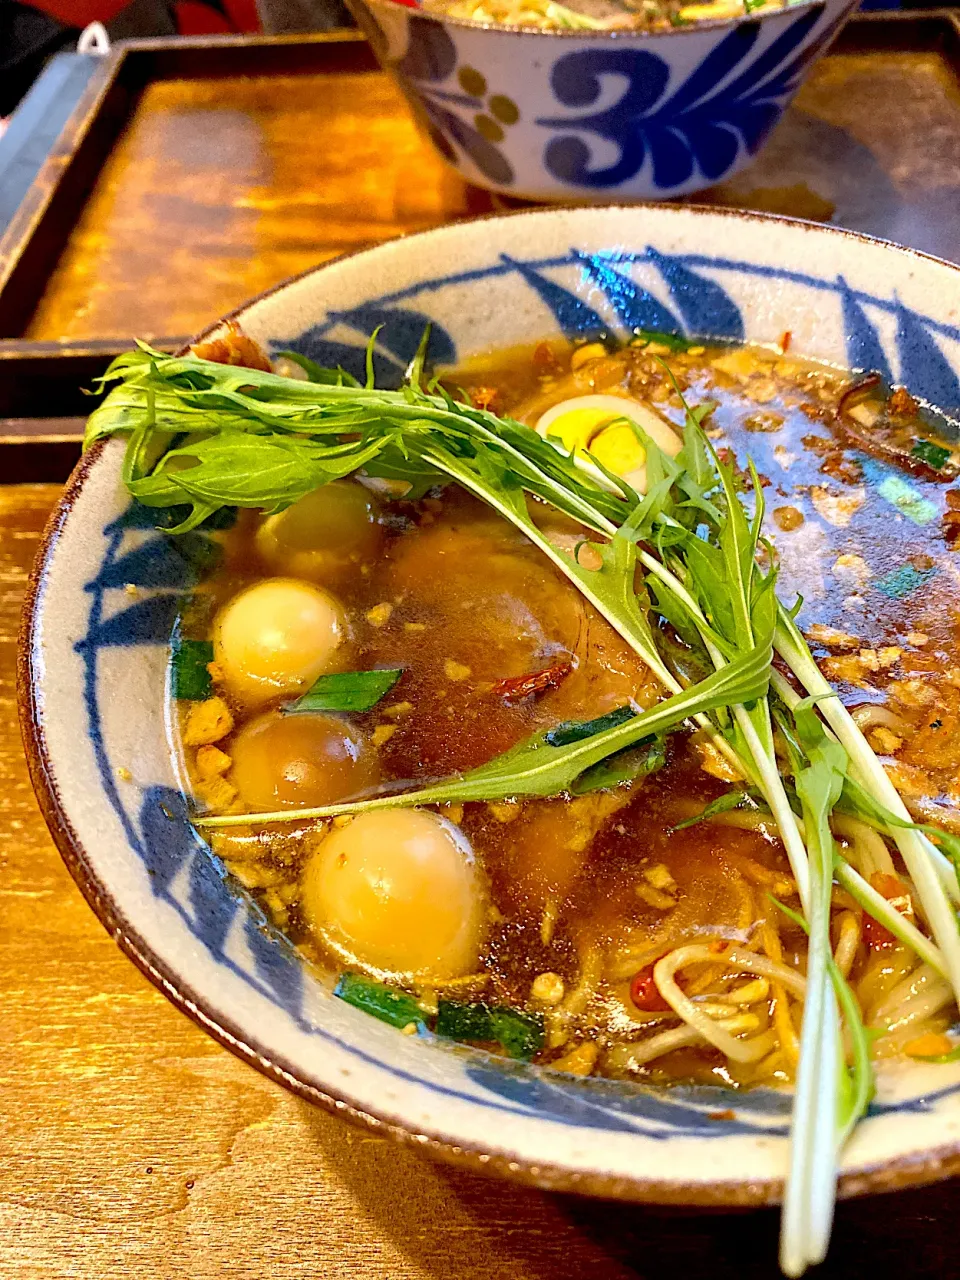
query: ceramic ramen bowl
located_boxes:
[346,0,859,201]
[20,205,960,1205]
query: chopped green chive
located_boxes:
[170,637,214,700]
[285,668,403,715]
[334,973,424,1031]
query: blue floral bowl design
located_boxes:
[346,0,858,200]
[21,206,960,1206]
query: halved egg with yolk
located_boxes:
[536,394,682,493]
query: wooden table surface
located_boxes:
[8,34,960,1279]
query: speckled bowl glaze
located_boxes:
[21,206,960,1206]
[346,0,858,201]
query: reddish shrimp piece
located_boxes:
[491,661,573,704]
[630,966,670,1012]
[192,320,273,373]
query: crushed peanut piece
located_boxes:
[868,726,903,755]
[773,505,803,531]
[365,602,393,628]
[227,860,286,890]
[195,775,237,812]
[906,631,930,646]
[805,624,860,650]
[833,553,871,584]
[444,659,472,682]
[183,696,234,746]
[643,863,677,892]
[372,724,397,747]
[773,444,797,470]
[382,701,413,719]
[488,800,521,824]
[550,1041,599,1077]
[877,647,902,669]
[570,341,607,371]
[810,485,865,528]
[531,972,566,1005]
[636,883,676,911]
[195,744,231,779]
[748,377,778,404]
[888,678,935,708]
[442,802,464,825]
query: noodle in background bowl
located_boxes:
[345,0,859,201]
[20,205,960,1206]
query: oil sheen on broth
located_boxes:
[175,334,960,1088]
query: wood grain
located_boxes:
[4,488,960,1279]
[20,44,960,345]
[23,70,494,344]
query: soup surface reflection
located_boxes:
[175,334,960,1086]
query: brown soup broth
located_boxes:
[176,336,960,1087]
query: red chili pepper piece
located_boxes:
[491,661,572,704]
[629,966,670,1012]
[864,871,911,951]
[470,386,500,413]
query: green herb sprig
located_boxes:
[86,331,960,1277]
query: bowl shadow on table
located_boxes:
[296,1094,955,1279]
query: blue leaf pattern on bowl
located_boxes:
[76,247,960,1130]
[392,16,515,185]
[537,6,841,191]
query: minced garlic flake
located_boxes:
[333,814,354,828]
[404,622,427,633]
[906,631,930,647]
[372,724,397,747]
[116,766,132,782]
[123,583,139,598]
[401,1021,419,1037]
[444,659,471,682]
